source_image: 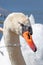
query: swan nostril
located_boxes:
[28,34,30,39]
[34,47,37,52]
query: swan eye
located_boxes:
[22,26,33,35]
[18,22,24,26]
[18,22,33,35]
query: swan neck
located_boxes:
[4,30,26,65]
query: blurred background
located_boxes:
[0,0,43,38]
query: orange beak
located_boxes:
[22,31,37,52]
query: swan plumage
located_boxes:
[1,13,42,65]
[0,13,33,65]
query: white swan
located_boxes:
[0,14,43,65]
[0,13,37,65]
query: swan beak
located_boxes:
[22,31,37,52]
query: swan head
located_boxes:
[19,22,37,52]
[4,13,37,52]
